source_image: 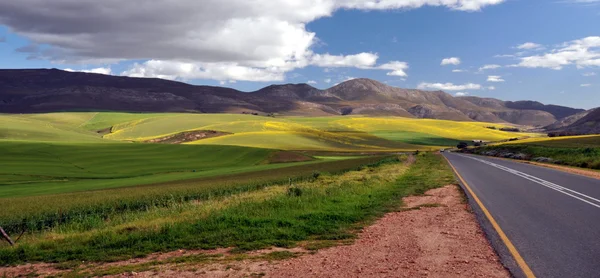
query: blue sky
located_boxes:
[0,0,599,108]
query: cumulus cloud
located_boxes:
[487,75,505,82]
[455,92,469,96]
[0,0,505,82]
[581,83,592,87]
[516,42,542,50]
[122,60,285,81]
[64,67,112,75]
[376,61,409,77]
[479,64,501,71]
[324,78,332,83]
[452,69,466,72]
[514,36,600,70]
[487,86,496,90]
[417,82,482,91]
[583,72,597,76]
[307,80,317,85]
[310,53,378,68]
[441,57,461,66]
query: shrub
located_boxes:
[286,187,303,197]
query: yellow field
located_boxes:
[0,112,542,151]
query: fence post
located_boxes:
[0,226,14,246]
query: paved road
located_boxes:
[443,152,600,278]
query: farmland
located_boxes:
[0,112,536,195]
[0,112,527,269]
[472,135,600,169]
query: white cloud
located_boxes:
[516,42,542,50]
[324,78,332,83]
[487,75,505,82]
[583,72,596,76]
[0,0,506,82]
[487,86,496,90]
[310,52,377,68]
[479,64,501,71]
[417,82,482,91]
[441,57,461,66]
[452,69,466,72]
[514,36,600,70]
[64,67,112,75]
[455,92,469,96]
[494,54,516,58]
[581,83,592,87]
[122,60,285,81]
[307,80,317,85]
[376,61,409,77]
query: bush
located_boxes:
[287,187,303,197]
[457,142,468,149]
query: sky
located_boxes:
[0,0,599,109]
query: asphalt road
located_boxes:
[443,152,600,278]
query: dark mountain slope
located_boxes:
[555,108,600,135]
[0,69,584,127]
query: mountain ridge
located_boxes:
[0,69,587,127]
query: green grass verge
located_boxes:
[0,154,455,265]
[475,144,600,169]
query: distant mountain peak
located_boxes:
[0,68,588,128]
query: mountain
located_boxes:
[0,69,584,127]
[544,109,593,131]
[548,108,600,135]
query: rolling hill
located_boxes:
[0,68,585,126]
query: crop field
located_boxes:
[0,111,525,270]
[498,134,600,148]
[2,112,537,149]
[0,154,456,267]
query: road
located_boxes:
[443,152,600,278]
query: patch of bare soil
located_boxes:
[145,130,230,144]
[0,185,508,278]
[264,185,509,278]
[97,127,112,135]
[266,151,314,164]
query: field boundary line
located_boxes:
[443,154,535,278]
[78,112,99,127]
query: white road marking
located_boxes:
[458,154,600,209]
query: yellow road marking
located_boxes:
[443,155,536,278]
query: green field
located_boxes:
[0,154,455,267]
[476,135,600,169]
[0,111,530,270]
[0,112,536,196]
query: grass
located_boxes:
[0,153,455,265]
[1,112,537,151]
[0,141,314,197]
[0,156,387,235]
[476,135,600,170]
[498,134,600,148]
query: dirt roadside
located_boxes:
[0,185,509,277]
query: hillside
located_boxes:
[0,69,584,126]
[557,108,600,135]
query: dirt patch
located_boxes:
[266,151,313,164]
[145,130,230,144]
[97,127,112,135]
[264,185,509,278]
[1,185,508,277]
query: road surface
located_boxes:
[443,152,600,278]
